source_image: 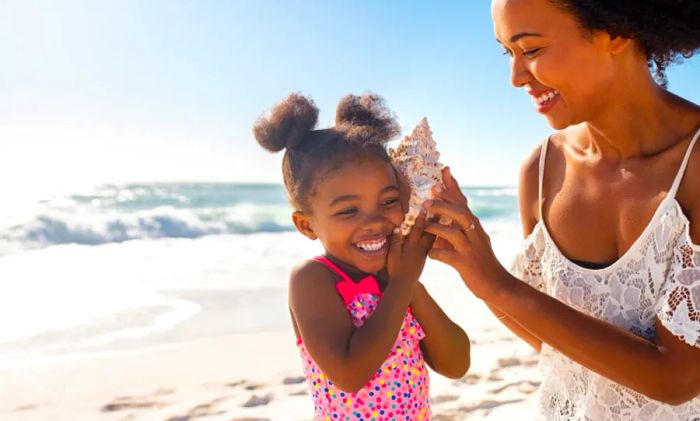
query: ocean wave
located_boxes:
[1,183,518,253]
[0,203,295,250]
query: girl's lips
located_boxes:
[354,236,388,256]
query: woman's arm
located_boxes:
[409,282,470,378]
[424,167,700,405]
[435,165,544,352]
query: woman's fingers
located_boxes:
[424,199,477,232]
[428,248,460,267]
[424,223,468,250]
[433,166,469,207]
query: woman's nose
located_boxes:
[510,55,531,88]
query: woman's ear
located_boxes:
[292,211,317,240]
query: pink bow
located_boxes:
[335,276,382,304]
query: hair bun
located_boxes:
[253,93,319,152]
[335,93,400,145]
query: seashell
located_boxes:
[389,117,451,235]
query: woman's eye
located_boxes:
[501,48,513,57]
[522,48,541,57]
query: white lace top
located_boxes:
[510,128,700,421]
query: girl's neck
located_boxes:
[323,253,386,284]
[323,253,368,280]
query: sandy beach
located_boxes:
[0,267,544,421]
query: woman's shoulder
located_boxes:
[518,129,571,228]
[677,121,700,244]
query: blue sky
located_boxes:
[1,0,698,195]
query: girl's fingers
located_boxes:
[387,228,403,264]
[424,200,476,232]
[407,211,427,245]
[424,223,468,249]
[418,229,437,252]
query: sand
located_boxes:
[0,272,544,420]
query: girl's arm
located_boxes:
[424,167,700,405]
[410,282,470,378]
[290,215,435,393]
[290,260,413,393]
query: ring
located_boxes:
[463,222,476,232]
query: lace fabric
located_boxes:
[509,129,700,420]
[510,197,700,421]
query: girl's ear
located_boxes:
[292,211,317,240]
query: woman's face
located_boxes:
[491,0,621,129]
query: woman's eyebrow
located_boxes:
[496,32,544,44]
[510,32,543,42]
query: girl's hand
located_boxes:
[386,211,435,292]
[424,167,513,301]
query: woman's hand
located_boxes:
[386,211,435,292]
[424,167,514,301]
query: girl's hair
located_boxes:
[253,93,400,212]
[549,0,700,87]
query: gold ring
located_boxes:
[464,222,476,232]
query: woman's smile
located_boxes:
[529,89,560,113]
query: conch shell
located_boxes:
[389,117,450,235]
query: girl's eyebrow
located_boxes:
[328,185,399,207]
[329,194,359,207]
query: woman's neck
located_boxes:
[580,68,698,161]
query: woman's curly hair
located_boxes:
[549,0,700,87]
[253,92,400,212]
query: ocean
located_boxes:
[0,183,522,369]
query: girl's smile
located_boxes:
[294,154,404,274]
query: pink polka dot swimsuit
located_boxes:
[296,256,431,421]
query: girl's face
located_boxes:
[294,155,404,274]
[491,0,623,129]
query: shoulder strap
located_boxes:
[313,256,354,283]
[669,126,700,198]
[538,137,550,217]
[312,256,381,304]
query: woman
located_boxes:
[424,0,700,419]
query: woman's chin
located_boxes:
[544,115,572,130]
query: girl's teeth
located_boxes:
[357,238,386,252]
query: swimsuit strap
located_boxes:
[669,126,700,198]
[313,255,354,283]
[538,136,550,218]
[313,256,382,304]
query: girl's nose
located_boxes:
[362,213,388,230]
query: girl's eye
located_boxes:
[381,198,399,207]
[335,207,357,217]
[501,48,513,57]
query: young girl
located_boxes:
[254,93,470,420]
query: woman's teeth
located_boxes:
[356,237,387,252]
[534,90,559,106]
